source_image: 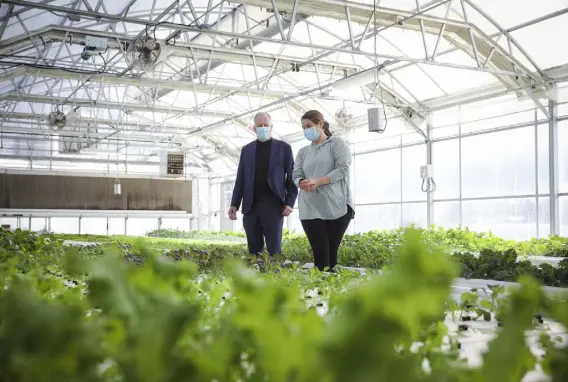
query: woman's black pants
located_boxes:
[300,206,353,271]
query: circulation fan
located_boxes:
[47,110,67,130]
[125,36,162,73]
[335,106,353,124]
[45,109,80,131]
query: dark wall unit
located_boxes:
[0,174,192,211]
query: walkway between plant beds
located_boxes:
[295,262,568,298]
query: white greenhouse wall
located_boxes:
[0,103,567,240]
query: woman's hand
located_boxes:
[299,178,319,192]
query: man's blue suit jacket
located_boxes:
[231,139,298,215]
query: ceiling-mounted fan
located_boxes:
[335,106,354,124]
[124,35,163,74]
[45,108,80,131]
[47,110,66,130]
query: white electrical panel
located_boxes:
[367,107,385,133]
[85,36,108,51]
[420,165,433,179]
[160,151,185,177]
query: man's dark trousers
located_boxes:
[243,195,283,255]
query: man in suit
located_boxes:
[228,112,298,256]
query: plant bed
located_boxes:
[56,226,568,258]
[1,228,567,381]
[7,227,568,287]
[60,230,568,287]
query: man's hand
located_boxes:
[228,206,238,220]
[299,178,318,192]
[282,205,293,216]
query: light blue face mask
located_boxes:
[255,126,271,142]
[304,127,319,142]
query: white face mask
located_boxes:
[304,127,319,141]
[255,126,272,142]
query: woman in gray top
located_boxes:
[292,110,354,271]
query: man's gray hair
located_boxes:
[253,112,272,123]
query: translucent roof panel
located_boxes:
[465,0,568,30]
[418,51,498,95]
[378,28,449,61]
[2,9,61,40]
[290,20,343,47]
[254,41,314,59]
[388,65,446,101]
[510,13,568,70]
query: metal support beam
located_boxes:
[0,153,204,168]
[0,4,15,40]
[0,111,213,133]
[0,0,57,23]
[0,125,179,144]
[426,121,434,227]
[286,0,300,41]
[150,6,311,101]
[269,0,287,40]
[548,99,560,236]
[3,67,297,98]
[414,0,429,59]
[0,26,357,75]
[235,0,547,88]
[0,93,231,117]
[345,6,356,49]
[534,110,541,238]
[188,72,343,135]
[0,0,539,80]
[463,0,546,78]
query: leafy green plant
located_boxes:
[13,226,568,287]
[56,225,568,258]
[146,228,247,242]
[477,277,544,382]
[452,249,568,287]
[480,284,505,314]
[1,228,567,381]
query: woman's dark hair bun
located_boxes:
[323,121,330,129]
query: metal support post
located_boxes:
[548,99,560,236]
[349,143,356,234]
[400,136,403,228]
[192,178,202,231]
[426,122,434,227]
[458,107,463,228]
[78,215,82,235]
[207,178,215,231]
[534,110,540,238]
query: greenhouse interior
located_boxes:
[0,0,567,240]
[0,0,568,381]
